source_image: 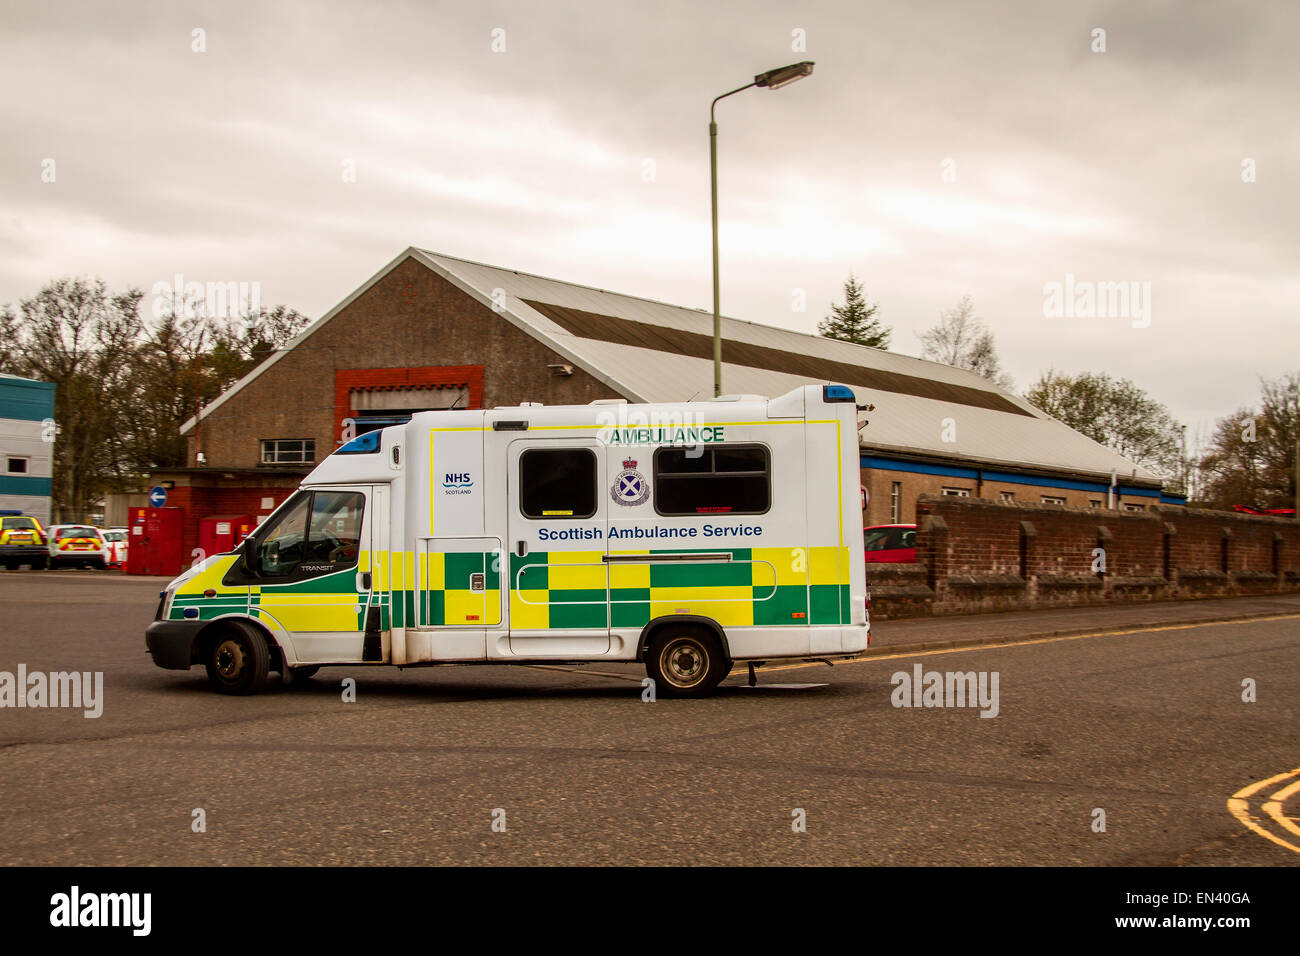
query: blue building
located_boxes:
[0,373,56,524]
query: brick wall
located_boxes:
[867,494,1300,618]
[859,465,1161,526]
[190,256,623,470]
[152,476,299,569]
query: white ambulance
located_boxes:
[146,383,870,697]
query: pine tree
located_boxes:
[819,275,890,349]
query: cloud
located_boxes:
[0,0,1296,438]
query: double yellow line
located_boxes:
[1228,767,1300,855]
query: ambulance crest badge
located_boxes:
[611,458,650,506]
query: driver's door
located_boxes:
[247,485,380,663]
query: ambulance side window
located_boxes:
[254,493,311,578]
[654,444,770,516]
[249,491,365,579]
[520,448,597,519]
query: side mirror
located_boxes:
[239,537,259,576]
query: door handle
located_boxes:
[470,572,485,592]
[516,540,527,557]
[358,571,372,592]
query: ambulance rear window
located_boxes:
[520,448,597,520]
[654,444,770,516]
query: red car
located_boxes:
[863,524,916,563]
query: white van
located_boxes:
[146,384,869,697]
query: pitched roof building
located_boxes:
[139,248,1179,575]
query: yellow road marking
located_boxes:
[1270,776,1300,802]
[1229,768,1300,854]
[741,611,1300,676]
[1228,767,1300,854]
[1261,774,1300,839]
[1262,800,1300,840]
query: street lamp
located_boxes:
[709,60,814,397]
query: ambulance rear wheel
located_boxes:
[645,628,727,698]
[205,625,270,695]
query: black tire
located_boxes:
[2,560,15,571]
[204,625,270,695]
[645,627,728,698]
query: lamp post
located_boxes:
[710,60,814,397]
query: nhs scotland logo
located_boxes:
[442,473,474,496]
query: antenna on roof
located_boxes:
[449,392,467,410]
[686,390,700,402]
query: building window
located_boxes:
[890,482,902,523]
[6,457,28,475]
[261,439,316,465]
[941,487,971,497]
[520,448,597,519]
[999,491,1015,502]
[654,444,770,516]
[1123,502,1145,512]
[1041,495,1067,506]
[1089,499,1102,508]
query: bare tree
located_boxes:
[1,277,143,521]
[918,295,1012,389]
[1,278,309,519]
[1195,372,1300,510]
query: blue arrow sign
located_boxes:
[148,485,167,508]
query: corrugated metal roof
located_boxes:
[182,247,1162,486]
[416,249,1162,485]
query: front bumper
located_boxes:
[145,619,203,670]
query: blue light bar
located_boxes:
[823,384,856,403]
[336,431,381,455]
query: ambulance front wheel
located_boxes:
[645,628,728,698]
[204,624,270,695]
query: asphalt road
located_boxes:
[1,571,1297,865]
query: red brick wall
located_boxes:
[867,495,1300,618]
[138,477,299,574]
[189,256,622,469]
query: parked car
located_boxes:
[47,524,106,569]
[0,511,49,569]
[101,527,129,568]
[863,523,917,563]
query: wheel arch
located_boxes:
[193,615,285,667]
[636,615,731,663]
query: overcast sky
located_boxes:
[2,0,1296,443]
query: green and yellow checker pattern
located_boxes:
[508,546,851,630]
[168,545,851,634]
[421,550,501,626]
